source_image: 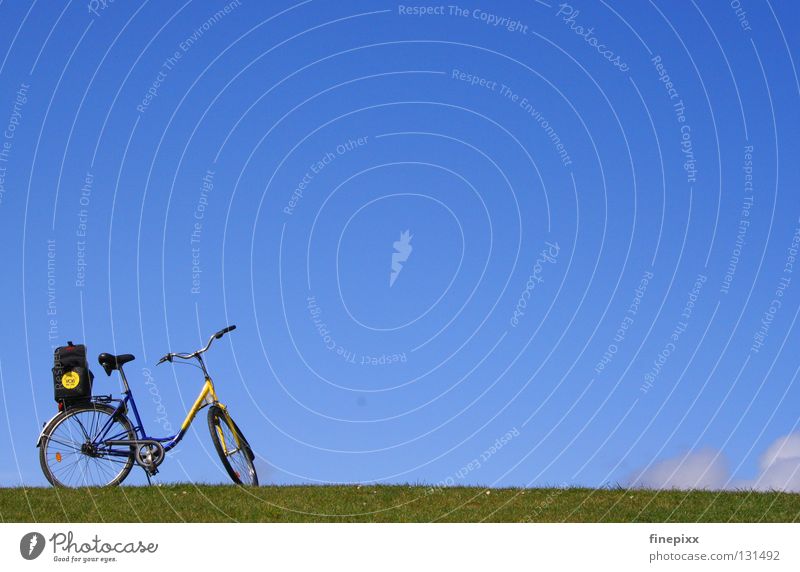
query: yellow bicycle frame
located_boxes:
[178,377,242,454]
[181,377,218,432]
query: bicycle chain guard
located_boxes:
[134,441,165,473]
[106,438,165,474]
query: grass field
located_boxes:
[1,485,797,522]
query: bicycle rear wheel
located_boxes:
[39,402,135,487]
[207,405,258,485]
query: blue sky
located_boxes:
[0,0,799,490]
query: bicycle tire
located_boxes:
[207,405,258,486]
[39,402,136,487]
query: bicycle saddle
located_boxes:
[98,353,135,376]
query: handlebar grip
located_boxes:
[214,325,236,339]
[156,354,172,365]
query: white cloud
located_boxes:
[750,433,800,492]
[750,460,800,492]
[758,433,800,471]
[627,433,800,492]
[628,448,728,490]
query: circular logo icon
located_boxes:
[20,532,45,560]
[61,371,80,390]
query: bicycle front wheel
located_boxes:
[39,402,135,487]
[207,405,258,486]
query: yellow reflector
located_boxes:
[55,452,62,463]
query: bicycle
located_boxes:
[37,325,258,487]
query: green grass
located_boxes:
[1,485,797,522]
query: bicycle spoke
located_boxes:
[63,454,86,484]
[92,409,104,439]
[45,435,85,451]
[91,457,114,479]
[73,415,91,441]
[104,429,131,441]
[51,454,83,476]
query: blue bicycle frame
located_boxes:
[91,366,222,458]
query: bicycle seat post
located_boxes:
[117,365,131,394]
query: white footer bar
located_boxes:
[2,523,797,571]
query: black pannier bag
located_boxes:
[52,341,94,405]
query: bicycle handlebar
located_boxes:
[215,325,236,339]
[156,325,237,366]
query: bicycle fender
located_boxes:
[215,405,255,462]
[35,410,65,448]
